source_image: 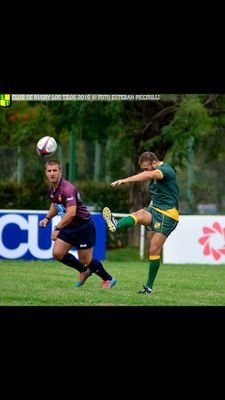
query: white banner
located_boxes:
[163,215,225,264]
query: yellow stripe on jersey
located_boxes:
[155,169,163,179]
[152,206,179,221]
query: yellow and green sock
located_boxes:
[117,214,137,229]
[146,255,160,290]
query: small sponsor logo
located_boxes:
[198,222,225,260]
[0,94,11,107]
[80,244,87,248]
[66,197,74,201]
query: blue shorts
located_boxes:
[58,218,96,249]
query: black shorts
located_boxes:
[58,218,96,249]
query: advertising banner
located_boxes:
[0,210,106,260]
[163,215,225,264]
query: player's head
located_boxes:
[45,159,62,184]
[45,159,62,170]
[138,152,159,171]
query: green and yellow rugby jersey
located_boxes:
[148,162,179,221]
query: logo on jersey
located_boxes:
[154,222,161,229]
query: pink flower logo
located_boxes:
[198,222,225,260]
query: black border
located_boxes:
[1,61,225,356]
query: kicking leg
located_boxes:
[102,207,151,231]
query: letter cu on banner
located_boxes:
[0,210,106,260]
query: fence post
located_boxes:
[140,225,145,260]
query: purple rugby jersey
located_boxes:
[49,178,91,226]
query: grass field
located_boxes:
[0,247,225,306]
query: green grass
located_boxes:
[0,247,225,306]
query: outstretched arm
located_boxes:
[111,170,162,186]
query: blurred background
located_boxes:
[1,94,225,249]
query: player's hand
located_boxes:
[39,218,49,228]
[51,230,60,241]
[111,178,129,186]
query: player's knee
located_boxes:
[52,249,63,260]
[78,249,93,266]
[133,209,151,224]
[149,245,161,256]
[133,209,144,219]
[79,256,92,266]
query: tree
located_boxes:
[2,94,225,213]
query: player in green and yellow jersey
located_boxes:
[103,151,179,294]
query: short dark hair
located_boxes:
[45,159,62,170]
[138,152,159,165]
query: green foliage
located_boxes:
[161,96,212,167]
[74,180,129,213]
[0,181,48,209]
[2,95,225,216]
[0,180,129,212]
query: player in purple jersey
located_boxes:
[39,160,116,289]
